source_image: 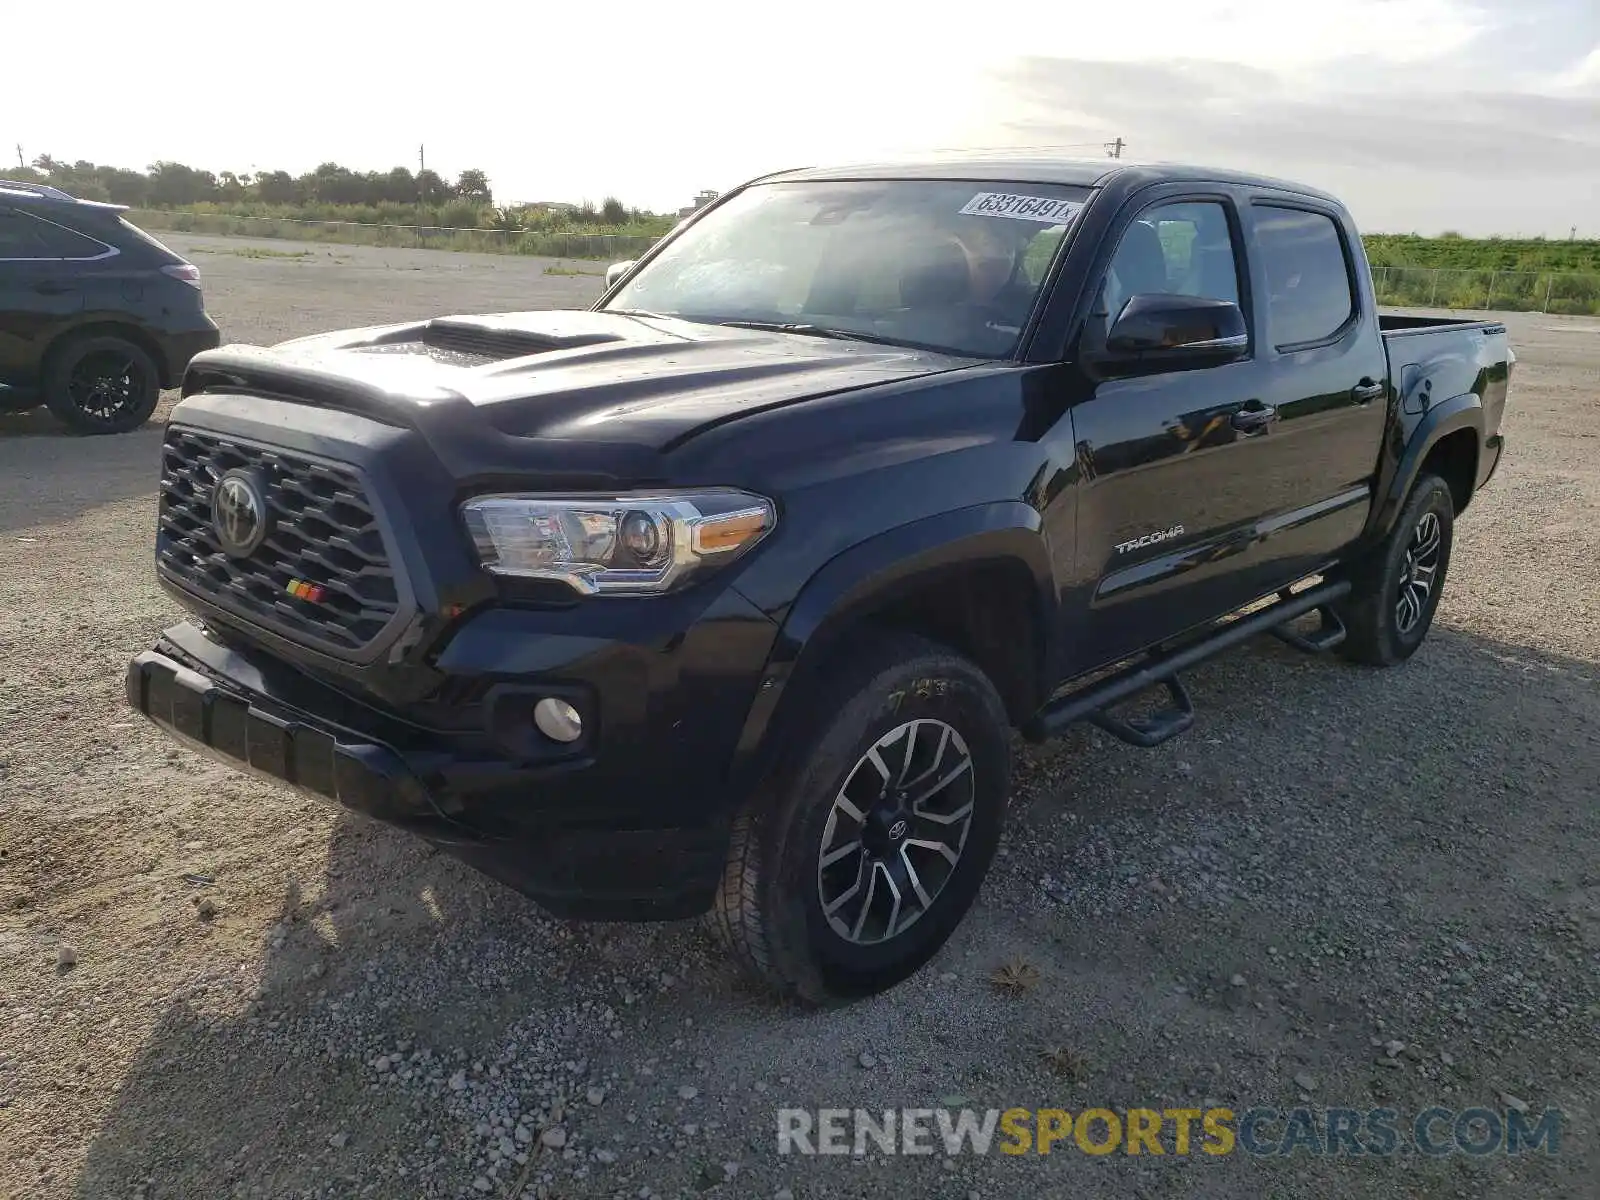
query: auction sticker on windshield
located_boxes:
[959,192,1083,223]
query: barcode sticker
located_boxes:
[959,192,1083,224]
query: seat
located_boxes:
[898,240,976,310]
[1112,221,1171,299]
[1102,220,1171,322]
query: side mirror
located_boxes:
[605,260,636,290]
[1101,293,1248,371]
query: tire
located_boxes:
[1335,473,1455,666]
[709,630,1011,1007]
[43,335,161,435]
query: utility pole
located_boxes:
[1104,137,1125,159]
[15,144,23,170]
[418,144,426,206]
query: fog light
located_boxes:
[533,697,583,743]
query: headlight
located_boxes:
[460,489,775,596]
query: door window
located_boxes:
[1101,200,1242,323]
[1252,206,1356,348]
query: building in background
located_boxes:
[678,190,719,219]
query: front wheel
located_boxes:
[709,631,1011,1006]
[1335,473,1455,666]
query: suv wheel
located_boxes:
[44,335,161,435]
[709,630,1010,1005]
[1335,473,1455,665]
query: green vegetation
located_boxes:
[190,245,314,260]
[8,155,676,240]
[1365,233,1600,314]
[130,209,661,261]
[1364,233,1600,273]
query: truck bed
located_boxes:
[1379,312,1507,339]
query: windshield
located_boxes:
[603,179,1089,358]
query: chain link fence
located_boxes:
[130,210,662,261]
[1371,265,1600,315]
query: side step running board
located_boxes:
[1269,595,1348,653]
[1087,676,1194,748]
[1023,578,1352,745]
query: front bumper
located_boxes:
[126,608,771,921]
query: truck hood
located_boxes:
[183,309,978,451]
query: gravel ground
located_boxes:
[1,235,1596,1200]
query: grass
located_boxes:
[131,208,662,262]
[989,957,1042,995]
[543,264,603,276]
[191,245,313,260]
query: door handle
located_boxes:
[1351,378,1385,403]
[33,281,74,295]
[1230,402,1279,433]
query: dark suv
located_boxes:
[0,181,220,434]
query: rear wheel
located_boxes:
[1335,473,1455,665]
[709,631,1011,1006]
[43,335,161,434]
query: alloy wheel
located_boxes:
[816,718,975,946]
[1395,510,1442,634]
[67,351,144,422]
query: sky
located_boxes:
[8,0,1599,236]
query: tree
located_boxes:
[31,153,62,175]
[380,167,416,205]
[255,170,296,204]
[147,161,219,207]
[600,196,627,225]
[455,168,492,204]
[416,169,449,205]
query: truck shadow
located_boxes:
[68,625,1600,1199]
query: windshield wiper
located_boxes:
[608,308,674,321]
[712,320,908,348]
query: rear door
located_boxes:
[1240,198,1389,580]
[0,207,92,386]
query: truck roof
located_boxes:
[759,151,1341,205]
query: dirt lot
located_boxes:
[2,234,1596,1200]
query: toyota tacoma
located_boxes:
[126,155,1513,1005]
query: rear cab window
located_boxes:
[1251,205,1357,349]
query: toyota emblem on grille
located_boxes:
[212,470,270,557]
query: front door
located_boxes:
[1061,193,1292,675]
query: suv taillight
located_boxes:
[161,263,202,287]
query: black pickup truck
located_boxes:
[127,155,1512,1005]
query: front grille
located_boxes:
[158,427,401,656]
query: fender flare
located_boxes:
[726,501,1055,794]
[1368,392,1483,540]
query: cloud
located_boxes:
[987,43,1600,234]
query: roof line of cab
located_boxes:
[743,154,1342,206]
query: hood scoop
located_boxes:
[419,312,629,361]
